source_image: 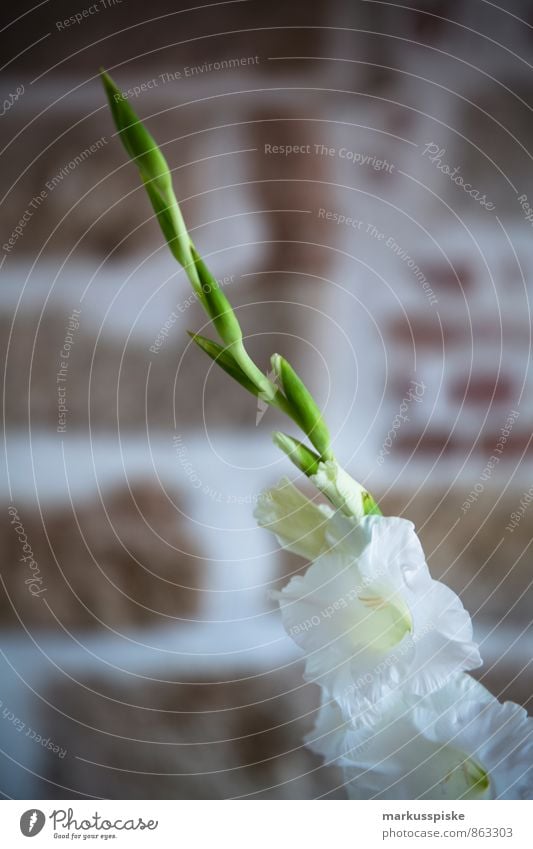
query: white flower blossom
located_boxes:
[308,675,533,800]
[256,481,481,718]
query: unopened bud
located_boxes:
[101,69,196,281]
[273,432,320,476]
[271,354,332,460]
[311,460,380,518]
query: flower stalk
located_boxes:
[101,68,377,517]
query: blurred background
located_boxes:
[0,0,532,798]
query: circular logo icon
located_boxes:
[20,810,46,837]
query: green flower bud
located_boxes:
[101,71,171,193]
[311,460,379,518]
[273,432,320,476]
[101,70,197,286]
[271,354,333,460]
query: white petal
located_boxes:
[304,695,348,760]
[407,580,482,695]
[337,675,533,800]
[254,477,334,560]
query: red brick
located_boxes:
[450,375,514,405]
[425,263,473,292]
[394,431,466,455]
[481,430,533,456]
[388,317,458,347]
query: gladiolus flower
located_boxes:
[256,481,481,717]
[307,675,533,800]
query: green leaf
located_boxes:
[271,354,333,460]
[143,181,196,275]
[190,247,242,346]
[273,432,321,476]
[187,332,259,396]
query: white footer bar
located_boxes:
[2,799,530,847]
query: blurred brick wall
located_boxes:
[2,0,533,799]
